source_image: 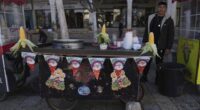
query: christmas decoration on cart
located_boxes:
[21,52,36,71]
[44,55,65,91]
[110,58,131,91]
[78,85,91,96]
[133,56,151,74]
[10,27,37,55]
[88,58,105,80]
[44,55,60,73]
[141,32,160,57]
[46,68,66,91]
[66,57,83,81]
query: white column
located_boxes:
[167,0,177,26]
[127,0,133,29]
[49,0,57,29]
[56,0,69,39]
[92,12,97,42]
[12,3,21,26]
[22,5,26,27]
[88,0,97,42]
[185,10,191,38]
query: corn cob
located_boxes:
[10,27,37,55]
[141,32,160,57]
[149,32,154,45]
[97,24,110,44]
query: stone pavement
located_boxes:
[0,88,125,110]
[0,63,200,110]
[141,63,200,110]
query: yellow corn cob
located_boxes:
[19,27,26,40]
[149,32,154,45]
[10,26,37,55]
[101,24,106,34]
[141,32,160,57]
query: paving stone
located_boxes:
[145,82,178,110]
[141,84,161,110]
[169,94,200,110]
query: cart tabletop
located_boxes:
[22,43,147,57]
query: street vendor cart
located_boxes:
[22,41,151,110]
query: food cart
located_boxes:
[0,1,153,110]
[21,41,151,110]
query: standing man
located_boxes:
[142,2,175,83]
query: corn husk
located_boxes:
[10,27,37,55]
[141,32,160,57]
[97,24,110,44]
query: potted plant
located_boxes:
[97,24,110,50]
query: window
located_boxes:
[97,9,120,28]
[65,9,84,28]
[25,10,34,29]
[0,3,24,42]
[35,10,51,29]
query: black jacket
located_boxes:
[143,13,175,49]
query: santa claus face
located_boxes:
[92,62,102,71]
[48,59,58,67]
[137,60,147,67]
[114,62,123,70]
[71,61,80,68]
[26,57,35,65]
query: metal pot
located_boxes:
[53,39,84,49]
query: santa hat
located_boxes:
[91,61,103,67]
[25,56,35,62]
[25,56,35,71]
[47,58,58,63]
[113,60,125,67]
[70,60,81,64]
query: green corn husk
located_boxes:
[97,33,110,44]
[141,42,160,58]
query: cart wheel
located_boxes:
[137,84,144,101]
[0,92,7,102]
[126,101,143,110]
[46,97,78,110]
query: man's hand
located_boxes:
[165,49,171,55]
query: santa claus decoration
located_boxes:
[110,58,131,91]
